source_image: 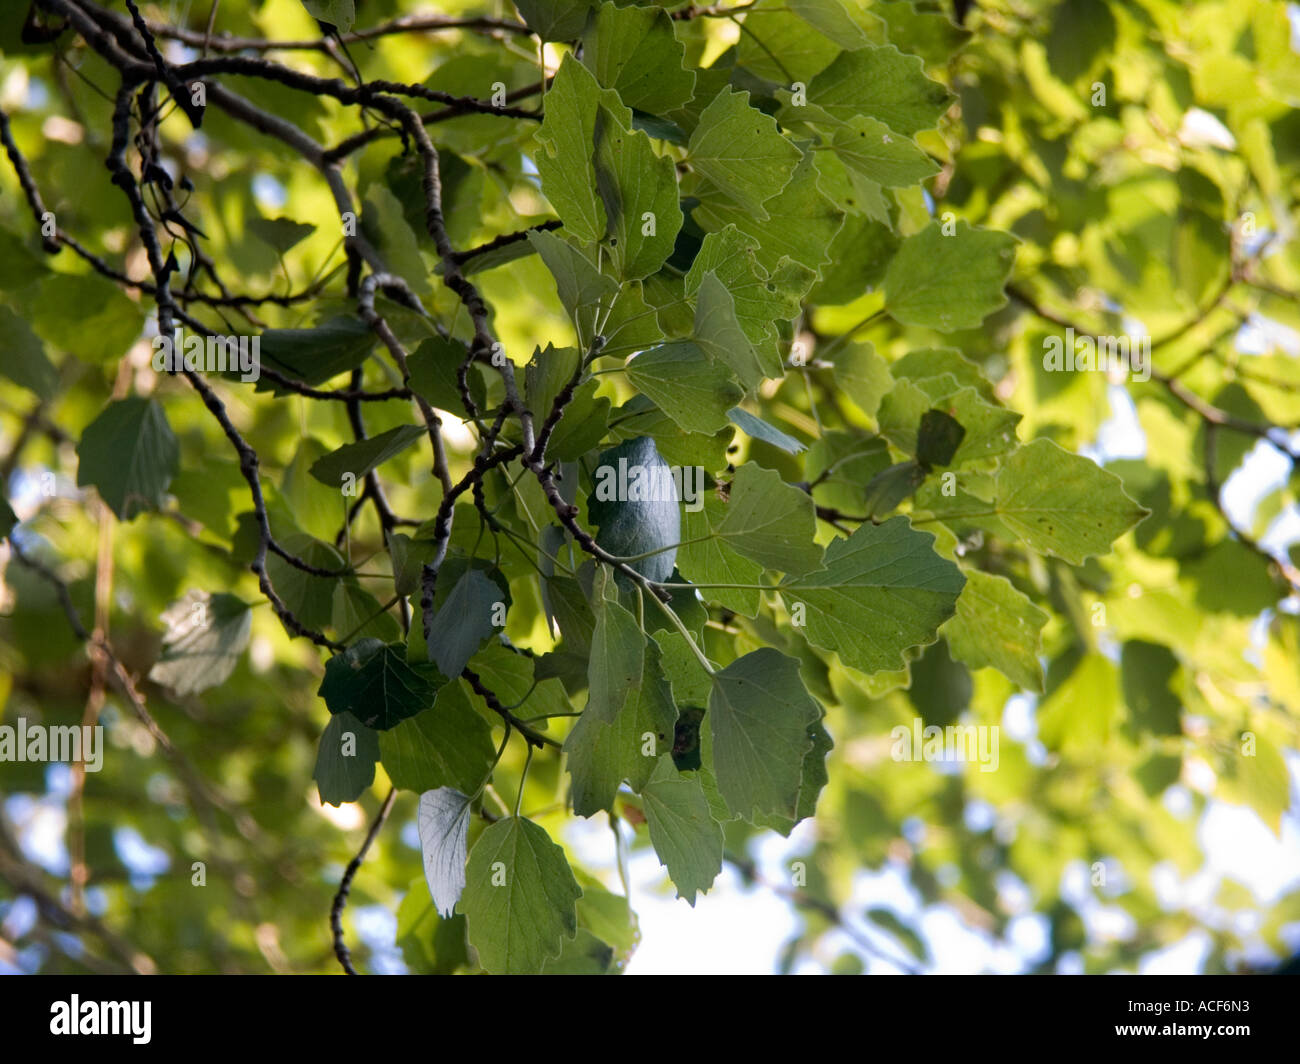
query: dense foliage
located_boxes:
[1,0,1298,974]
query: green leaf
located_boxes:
[525,343,611,461]
[988,438,1149,564]
[806,431,891,515]
[528,230,620,328]
[379,679,497,794]
[308,424,425,487]
[714,462,823,575]
[782,516,966,674]
[594,279,666,361]
[565,633,677,815]
[0,305,57,398]
[461,817,583,974]
[754,710,833,836]
[693,272,765,389]
[266,534,346,631]
[707,648,821,821]
[417,787,472,917]
[878,376,1021,464]
[892,347,993,397]
[678,496,763,617]
[535,56,608,246]
[625,342,743,435]
[834,342,893,418]
[915,409,966,468]
[581,2,695,114]
[688,88,801,219]
[588,436,683,584]
[585,571,646,725]
[684,225,814,375]
[300,0,354,32]
[467,642,573,721]
[863,459,927,518]
[248,214,315,255]
[283,438,347,542]
[607,395,733,471]
[593,103,683,279]
[727,407,807,455]
[883,221,1017,331]
[362,185,432,300]
[541,929,619,974]
[313,711,379,806]
[148,591,252,695]
[319,639,444,731]
[865,907,929,963]
[787,0,872,48]
[388,532,434,597]
[396,880,468,974]
[512,0,594,40]
[428,568,509,679]
[407,335,484,416]
[640,755,723,904]
[257,317,375,388]
[830,115,939,188]
[1120,641,1183,738]
[332,580,401,642]
[1218,724,1291,834]
[806,43,953,135]
[737,6,841,83]
[30,274,144,366]
[694,152,845,274]
[940,570,1048,692]
[565,870,639,969]
[75,397,179,521]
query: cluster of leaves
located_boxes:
[1,0,1298,975]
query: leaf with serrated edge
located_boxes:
[715,463,823,574]
[688,87,801,219]
[640,756,723,904]
[883,221,1017,331]
[625,342,743,434]
[806,43,952,135]
[461,817,583,974]
[693,272,765,389]
[693,152,845,275]
[427,569,506,679]
[581,2,695,114]
[988,438,1149,564]
[380,679,496,794]
[941,570,1048,692]
[534,56,607,245]
[707,648,820,821]
[781,517,966,674]
[593,103,683,279]
[318,639,443,731]
[308,424,425,486]
[678,496,763,617]
[830,115,939,188]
